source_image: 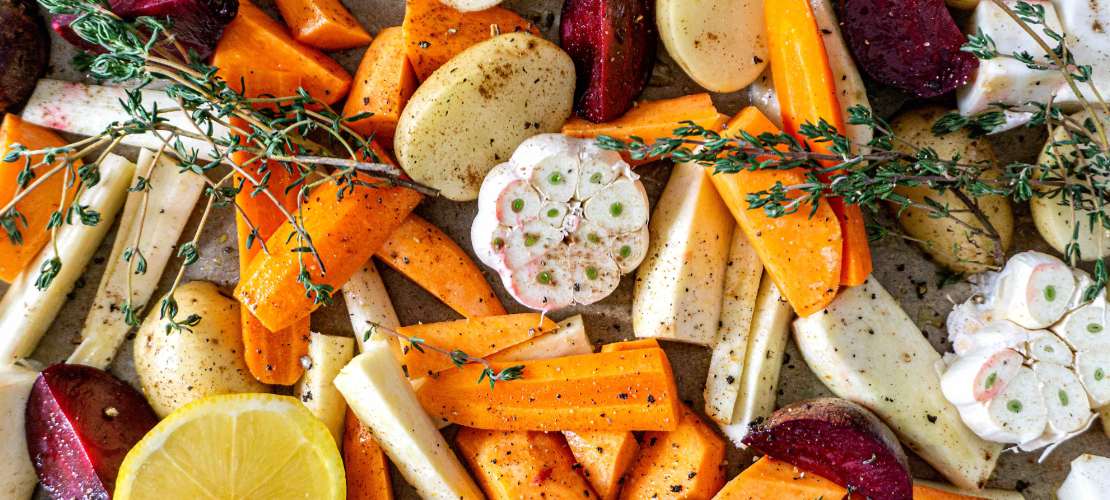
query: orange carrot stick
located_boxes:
[398,313,556,377]
[714,456,846,500]
[564,430,640,500]
[599,338,661,353]
[619,404,727,500]
[341,27,417,149]
[764,0,871,286]
[0,114,80,282]
[211,0,353,105]
[343,409,393,500]
[708,107,841,317]
[417,348,681,432]
[235,143,423,331]
[376,214,505,319]
[402,0,536,81]
[274,0,373,51]
[456,427,597,500]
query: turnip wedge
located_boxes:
[472,134,649,311]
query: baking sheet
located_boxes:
[24,0,1107,498]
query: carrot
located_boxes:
[417,348,681,432]
[376,214,505,319]
[343,409,393,500]
[764,0,871,286]
[456,427,596,500]
[402,0,536,81]
[912,483,995,500]
[216,66,303,106]
[600,338,660,353]
[274,0,372,51]
[235,143,423,331]
[619,404,726,500]
[713,456,846,500]
[211,0,353,105]
[561,94,729,166]
[398,313,557,377]
[708,107,841,317]
[341,27,417,149]
[0,114,80,282]
[564,430,640,500]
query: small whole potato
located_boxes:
[135,281,267,417]
[888,106,1014,273]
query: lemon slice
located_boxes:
[114,394,345,500]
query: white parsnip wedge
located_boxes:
[68,148,205,369]
[335,341,484,500]
[294,333,355,446]
[717,276,792,448]
[914,480,1026,500]
[704,229,763,424]
[1058,454,1110,500]
[342,262,401,355]
[487,315,593,362]
[793,277,1002,490]
[633,160,734,346]
[0,364,37,500]
[992,251,1076,329]
[0,154,135,364]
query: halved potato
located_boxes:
[657,0,768,93]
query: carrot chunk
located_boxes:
[343,409,393,500]
[600,338,661,353]
[619,404,726,500]
[274,0,372,51]
[341,27,417,149]
[398,314,556,377]
[564,430,640,500]
[402,0,536,81]
[456,427,597,500]
[714,456,846,500]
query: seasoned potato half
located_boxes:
[657,0,768,93]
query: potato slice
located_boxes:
[656,0,768,93]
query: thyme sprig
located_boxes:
[363,323,526,388]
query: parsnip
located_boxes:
[0,364,37,500]
[487,315,593,362]
[294,332,356,446]
[0,154,135,364]
[68,148,205,369]
[334,340,484,500]
[793,277,1003,490]
[1058,454,1110,500]
[704,229,763,424]
[342,261,401,356]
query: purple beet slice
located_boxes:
[841,0,977,98]
[742,398,913,500]
[25,364,159,500]
[52,0,238,60]
[560,0,657,123]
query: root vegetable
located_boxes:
[0,0,47,114]
[398,314,557,377]
[563,430,639,500]
[486,315,594,362]
[620,403,727,500]
[342,410,392,500]
[341,27,417,149]
[713,456,847,500]
[1058,454,1110,500]
[401,0,536,82]
[52,0,236,59]
[456,428,597,500]
[294,332,355,445]
[273,0,372,51]
[656,0,767,93]
[0,364,37,500]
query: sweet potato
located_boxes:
[742,398,913,500]
[274,0,372,51]
[564,430,640,500]
[210,0,353,105]
[417,348,681,431]
[713,456,847,500]
[343,409,393,500]
[401,0,536,81]
[341,27,417,149]
[619,403,726,500]
[456,427,597,500]
[0,0,47,114]
[600,338,660,353]
[376,214,505,319]
[0,114,80,282]
[398,313,557,377]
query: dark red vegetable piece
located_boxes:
[0,0,48,114]
[25,364,159,500]
[742,398,913,500]
[560,0,657,123]
[52,0,238,60]
[840,0,977,98]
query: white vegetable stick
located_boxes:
[992,251,1076,329]
[334,341,484,500]
[793,277,1003,490]
[1057,454,1110,500]
[67,148,205,369]
[718,276,792,447]
[21,80,228,155]
[0,364,38,500]
[0,154,135,364]
[487,315,593,362]
[957,366,1047,444]
[748,67,783,130]
[342,262,401,355]
[1025,332,1074,366]
[914,480,1026,500]
[294,333,355,446]
[704,229,763,424]
[1075,349,1110,407]
[1052,297,1110,352]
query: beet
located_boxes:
[52,0,238,60]
[742,398,913,500]
[25,364,159,500]
[840,0,977,98]
[560,0,657,123]
[0,0,48,114]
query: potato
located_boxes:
[657,0,768,93]
[1032,111,1110,261]
[888,106,1013,273]
[434,0,502,12]
[134,281,268,417]
[395,33,575,201]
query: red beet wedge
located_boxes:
[52,0,237,60]
[742,398,913,500]
[25,364,159,500]
[841,0,977,98]
[560,0,657,123]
